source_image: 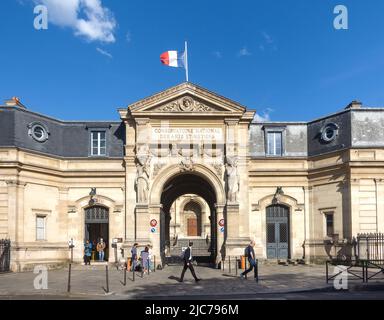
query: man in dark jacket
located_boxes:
[240,240,258,281]
[179,242,201,283]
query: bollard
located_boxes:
[133,262,135,282]
[245,258,248,279]
[235,257,238,275]
[123,265,127,286]
[67,263,72,293]
[255,259,259,283]
[105,265,109,293]
[154,255,156,273]
[229,256,231,273]
[147,257,150,276]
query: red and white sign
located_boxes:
[219,219,225,227]
[150,219,158,227]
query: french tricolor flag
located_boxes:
[160,42,189,81]
[160,50,185,68]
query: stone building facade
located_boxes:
[1,82,383,271]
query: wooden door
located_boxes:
[187,219,198,236]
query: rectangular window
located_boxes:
[36,216,46,241]
[267,132,282,156]
[325,212,334,237]
[91,131,107,156]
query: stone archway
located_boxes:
[148,164,226,266]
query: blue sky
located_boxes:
[1,0,384,121]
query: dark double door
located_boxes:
[85,206,109,260]
[266,205,290,259]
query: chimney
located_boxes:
[4,97,26,109]
[345,100,362,110]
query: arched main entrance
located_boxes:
[160,173,218,265]
[85,205,109,261]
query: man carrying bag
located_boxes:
[240,240,258,282]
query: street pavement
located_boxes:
[0,263,383,300]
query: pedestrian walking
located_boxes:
[179,241,201,283]
[131,243,138,271]
[140,246,150,274]
[83,240,92,265]
[240,240,258,281]
[147,244,153,272]
[96,238,106,261]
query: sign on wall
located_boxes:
[219,219,225,227]
[151,128,223,142]
[150,219,158,227]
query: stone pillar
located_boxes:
[215,204,225,266]
[6,180,26,272]
[375,179,384,232]
[350,178,360,236]
[121,114,137,249]
[149,204,162,265]
[135,204,150,245]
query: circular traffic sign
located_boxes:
[219,219,225,227]
[150,219,158,227]
[150,227,156,233]
[220,227,225,233]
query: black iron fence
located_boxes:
[356,233,384,261]
[0,239,11,273]
[326,233,384,283]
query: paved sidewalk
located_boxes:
[0,263,337,299]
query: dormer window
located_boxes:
[28,122,49,143]
[264,126,285,157]
[267,132,282,156]
[91,131,107,156]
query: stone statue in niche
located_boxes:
[136,144,151,203]
[225,155,239,203]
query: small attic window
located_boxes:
[28,122,49,143]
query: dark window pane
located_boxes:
[279,223,288,243]
[326,213,334,237]
[267,223,275,243]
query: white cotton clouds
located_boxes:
[34,0,116,43]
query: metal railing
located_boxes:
[326,233,384,283]
[221,255,259,282]
[357,233,384,261]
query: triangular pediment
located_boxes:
[127,82,250,117]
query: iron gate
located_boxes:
[266,205,290,259]
[0,239,11,272]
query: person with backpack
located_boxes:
[240,240,258,281]
[179,241,201,283]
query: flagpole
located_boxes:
[185,41,189,82]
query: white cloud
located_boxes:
[260,31,277,51]
[238,46,252,57]
[252,108,274,122]
[126,31,132,43]
[261,31,274,44]
[212,51,222,59]
[32,0,116,43]
[96,47,113,58]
